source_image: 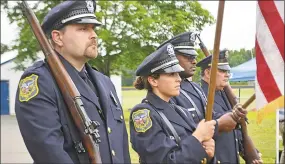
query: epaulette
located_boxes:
[25,60,45,72]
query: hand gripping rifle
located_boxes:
[196,15,260,164]
[20,1,102,163]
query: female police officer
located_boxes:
[129,43,216,163]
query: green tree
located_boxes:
[1,43,10,54]
[3,1,214,76]
[228,48,254,67]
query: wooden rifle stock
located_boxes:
[20,1,102,163]
[197,23,259,164]
[196,34,211,57]
[233,93,260,164]
[223,86,258,163]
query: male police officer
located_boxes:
[15,1,130,163]
[197,51,261,163]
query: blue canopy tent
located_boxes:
[230,58,256,82]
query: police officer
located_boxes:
[15,1,130,163]
[130,43,216,163]
[158,32,244,133]
[197,51,261,163]
[157,32,256,164]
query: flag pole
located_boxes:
[205,0,225,121]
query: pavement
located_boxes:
[1,115,33,163]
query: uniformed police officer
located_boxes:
[157,32,245,133]
[197,51,261,164]
[130,43,216,163]
[15,1,130,163]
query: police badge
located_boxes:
[224,50,229,59]
[19,74,39,102]
[132,109,152,133]
[86,0,94,13]
[189,32,196,43]
[167,44,175,57]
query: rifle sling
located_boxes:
[180,89,204,121]
[143,100,181,147]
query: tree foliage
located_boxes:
[1,43,10,54]
[227,48,255,67]
[3,1,214,76]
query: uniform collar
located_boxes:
[146,91,170,110]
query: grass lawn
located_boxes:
[121,88,282,163]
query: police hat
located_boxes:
[42,0,102,35]
[196,49,231,71]
[136,43,184,76]
[157,31,198,57]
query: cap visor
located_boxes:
[218,64,231,71]
[177,49,198,56]
[162,64,184,73]
[73,18,102,26]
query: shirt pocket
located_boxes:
[110,104,124,123]
[109,93,124,122]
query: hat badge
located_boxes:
[86,1,94,13]
[224,50,229,59]
[167,44,175,57]
[190,33,196,42]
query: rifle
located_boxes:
[197,17,260,164]
[20,1,102,163]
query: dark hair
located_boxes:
[133,74,160,91]
[201,67,210,77]
[48,26,66,39]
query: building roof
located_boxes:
[1,51,17,65]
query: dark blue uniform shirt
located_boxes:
[201,80,242,163]
[130,92,210,163]
[15,55,131,163]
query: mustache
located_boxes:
[88,40,97,46]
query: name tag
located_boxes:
[187,108,195,112]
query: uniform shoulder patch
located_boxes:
[132,109,152,133]
[18,74,39,102]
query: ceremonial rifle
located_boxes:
[20,1,102,163]
[197,13,260,164]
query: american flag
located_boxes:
[255,0,284,123]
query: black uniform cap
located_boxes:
[136,43,184,76]
[196,49,231,71]
[41,0,102,36]
[157,31,198,57]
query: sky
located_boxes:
[1,1,257,62]
[199,1,257,50]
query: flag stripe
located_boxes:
[258,0,284,61]
[255,40,282,102]
[274,1,284,23]
[255,77,268,109]
[256,3,285,95]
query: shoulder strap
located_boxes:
[191,82,208,104]
[156,109,181,147]
[142,100,181,147]
[180,89,204,121]
[45,61,89,163]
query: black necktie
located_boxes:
[79,70,105,120]
[79,70,99,96]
